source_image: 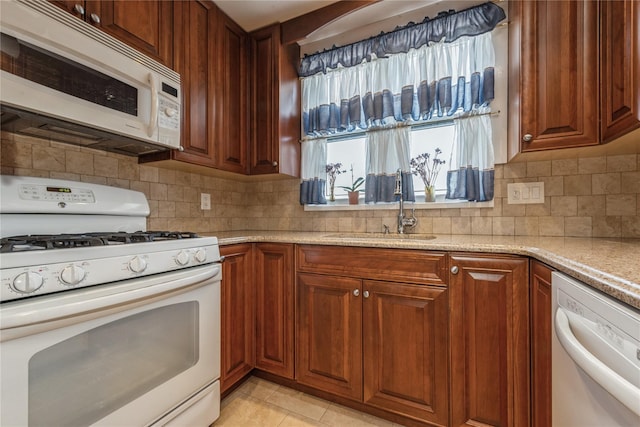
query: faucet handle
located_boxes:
[383,224,390,234]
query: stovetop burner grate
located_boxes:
[0,231,201,253]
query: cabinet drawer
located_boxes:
[296,245,447,286]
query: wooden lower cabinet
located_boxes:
[297,273,363,400]
[449,254,529,427]
[297,272,448,426]
[530,260,553,427]
[255,243,295,379]
[363,280,449,426]
[220,244,254,394]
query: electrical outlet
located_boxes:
[200,193,211,210]
[507,182,544,204]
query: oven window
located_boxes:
[0,33,138,116]
[28,302,199,426]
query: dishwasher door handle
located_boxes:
[555,307,640,416]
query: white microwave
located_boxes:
[0,0,182,156]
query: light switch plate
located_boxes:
[200,193,211,210]
[507,182,544,204]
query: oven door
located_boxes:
[0,264,221,427]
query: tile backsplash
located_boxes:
[2,131,639,238]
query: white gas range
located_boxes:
[0,175,221,427]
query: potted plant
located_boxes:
[325,163,345,202]
[410,148,446,202]
[338,164,364,205]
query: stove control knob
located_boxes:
[60,264,86,285]
[12,271,44,294]
[175,250,190,266]
[129,256,147,273]
[194,249,207,263]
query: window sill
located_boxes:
[303,197,494,211]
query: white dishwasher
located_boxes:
[552,272,640,426]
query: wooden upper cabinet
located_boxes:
[218,13,249,174]
[170,0,218,166]
[510,0,599,154]
[255,243,295,379]
[249,24,301,177]
[50,0,173,68]
[600,0,640,143]
[449,254,529,427]
[220,244,255,394]
[530,260,553,427]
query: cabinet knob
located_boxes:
[272,161,278,168]
[73,3,85,15]
[451,266,459,275]
[353,289,360,297]
[90,13,101,24]
[363,290,370,298]
[522,134,533,142]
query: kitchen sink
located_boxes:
[323,232,437,240]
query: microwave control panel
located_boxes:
[158,96,180,131]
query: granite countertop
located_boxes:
[213,231,640,310]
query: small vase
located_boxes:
[425,185,436,202]
[347,191,359,205]
[329,185,335,202]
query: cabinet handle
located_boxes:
[272,161,278,168]
[363,290,370,298]
[451,266,459,274]
[353,289,360,297]
[90,13,101,24]
[522,133,533,142]
[73,3,85,15]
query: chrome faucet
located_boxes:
[394,168,417,234]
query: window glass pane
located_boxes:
[28,302,199,426]
[326,124,455,199]
[326,137,366,197]
[409,124,454,193]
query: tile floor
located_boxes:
[213,376,404,427]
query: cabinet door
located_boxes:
[49,1,86,18]
[172,0,219,166]
[255,243,295,378]
[363,280,448,426]
[513,0,598,152]
[250,24,278,175]
[48,1,173,68]
[530,260,553,427]
[86,0,173,68]
[600,0,640,142]
[220,244,254,394]
[449,254,529,427]
[218,14,249,174]
[297,273,363,400]
[249,24,301,176]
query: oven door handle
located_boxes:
[555,307,640,416]
[0,264,221,340]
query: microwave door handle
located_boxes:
[147,72,158,138]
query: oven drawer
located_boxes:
[0,266,221,427]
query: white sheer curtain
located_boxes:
[301,32,496,136]
[300,22,499,205]
[364,127,415,203]
[446,111,494,202]
[299,138,328,205]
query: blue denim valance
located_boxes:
[299,2,506,77]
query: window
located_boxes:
[299,2,507,208]
[326,122,454,201]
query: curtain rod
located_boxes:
[300,110,500,143]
